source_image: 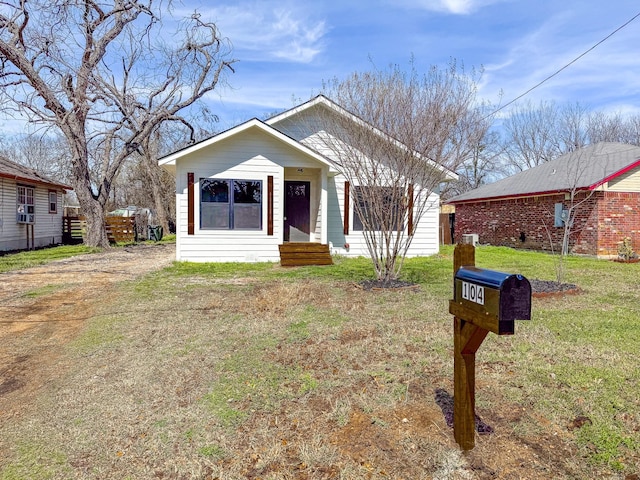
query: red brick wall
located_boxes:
[453,191,640,257]
[597,192,640,256]
[453,193,600,254]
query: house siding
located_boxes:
[166,100,448,263]
[174,128,326,262]
[607,167,640,192]
[327,174,440,258]
[0,178,64,252]
[274,112,441,258]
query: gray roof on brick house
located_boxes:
[448,142,640,204]
[0,156,71,190]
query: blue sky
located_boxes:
[178,0,640,129]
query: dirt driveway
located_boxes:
[0,243,175,421]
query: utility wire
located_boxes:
[487,10,640,118]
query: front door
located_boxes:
[284,181,311,242]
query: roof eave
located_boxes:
[587,158,640,190]
[269,95,459,181]
[158,117,338,173]
[0,172,72,191]
[447,187,592,205]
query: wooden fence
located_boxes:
[440,212,454,245]
[62,216,137,244]
[105,216,136,243]
[62,216,85,244]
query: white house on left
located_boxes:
[0,156,71,252]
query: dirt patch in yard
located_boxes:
[0,243,175,421]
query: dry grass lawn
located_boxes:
[0,244,638,479]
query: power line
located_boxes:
[487,10,640,118]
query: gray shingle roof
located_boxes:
[0,156,71,190]
[448,142,640,204]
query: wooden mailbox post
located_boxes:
[449,243,532,450]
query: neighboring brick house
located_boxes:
[447,143,640,257]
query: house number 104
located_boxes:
[461,281,485,305]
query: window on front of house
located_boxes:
[352,186,402,232]
[16,185,35,224]
[200,178,262,230]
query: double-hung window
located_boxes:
[352,186,402,232]
[200,178,262,230]
[16,185,35,224]
[49,191,58,214]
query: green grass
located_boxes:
[69,314,127,354]
[21,284,64,298]
[0,245,98,273]
[198,444,225,458]
[0,443,70,480]
[458,246,639,470]
[101,248,640,472]
[202,351,303,427]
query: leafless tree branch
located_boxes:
[0,0,235,246]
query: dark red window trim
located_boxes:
[343,181,350,235]
[407,184,414,235]
[267,175,274,236]
[187,172,194,235]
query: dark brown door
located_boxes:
[284,181,310,242]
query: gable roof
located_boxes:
[448,142,640,204]
[266,95,459,182]
[0,156,71,190]
[158,117,339,174]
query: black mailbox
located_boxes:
[450,266,532,335]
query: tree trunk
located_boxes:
[80,196,110,248]
[151,179,170,233]
[72,174,110,248]
[147,151,171,233]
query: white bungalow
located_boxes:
[159,95,457,264]
[0,156,71,252]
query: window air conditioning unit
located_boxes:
[461,233,479,246]
[16,204,35,224]
[16,213,35,224]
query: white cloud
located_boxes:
[193,2,327,63]
[391,0,505,15]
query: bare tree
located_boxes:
[119,129,178,232]
[587,111,640,146]
[541,145,610,283]
[502,100,590,174]
[314,61,487,283]
[0,132,70,183]
[622,115,640,145]
[557,102,590,151]
[0,0,235,246]
[444,128,505,198]
[587,111,628,144]
[502,100,561,172]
